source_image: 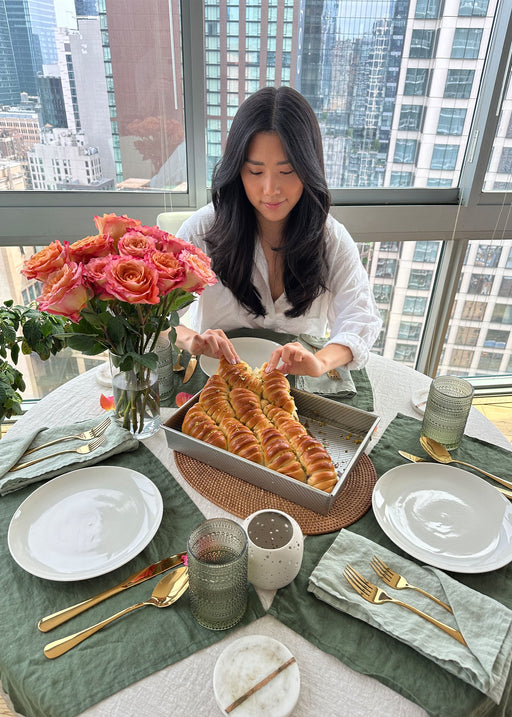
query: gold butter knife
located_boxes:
[183,354,197,384]
[398,451,512,499]
[38,551,186,632]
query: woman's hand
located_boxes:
[265,341,353,376]
[175,326,239,364]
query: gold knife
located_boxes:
[38,551,186,632]
[398,451,512,499]
[183,354,197,384]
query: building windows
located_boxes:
[468,273,494,294]
[484,328,508,348]
[408,269,433,290]
[380,242,400,252]
[478,351,503,371]
[462,300,486,320]
[492,304,512,324]
[394,139,417,163]
[398,105,424,131]
[413,241,439,263]
[404,68,430,96]
[444,69,475,99]
[403,296,428,315]
[498,147,512,174]
[498,276,512,298]
[390,171,413,186]
[455,326,480,345]
[410,29,436,59]
[398,321,422,340]
[427,177,454,187]
[451,28,483,59]
[394,343,417,362]
[415,0,441,19]
[437,108,467,136]
[475,245,502,268]
[459,0,489,16]
[373,284,392,303]
[376,258,397,278]
[431,144,459,170]
[450,348,474,367]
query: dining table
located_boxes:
[1,336,512,717]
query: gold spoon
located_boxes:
[44,566,189,659]
[173,349,184,372]
[419,436,512,492]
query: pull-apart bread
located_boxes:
[182,357,338,493]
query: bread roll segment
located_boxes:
[182,358,338,493]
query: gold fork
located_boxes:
[20,416,111,457]
[370,556,453,613]
[9,435,107,472]
[343,565,467,646]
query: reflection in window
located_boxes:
[498,147,512,174]
[376,258,397,278]
[437,108,466,136]
[394,343,417,362]
[416,0,441,18]
[404,68,430,96]
[462,300,486,320]
[475,245,502,267]
[468,273,494,295]
[390,171,413,186]
[478,351,503,371]
[373,284,392,303]
[380,242,400,252]
[408,269,433,290]
[499,276,512,298]
[451,348,474,367]
[399,105,424,130]
[410,29,435,59]
[444,69,475,98]
[492,304,512,324]
[394,139,417,163]
[427,177,453,187]
[459,0,489,16]
[403,296,427,315]
[398,321,422,340]
[451,28,482,59]
[431,144,459,170]
[413,241,439,262]
[484,329,508,348]
[455,326,480,345]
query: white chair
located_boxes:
[156,211,194,235]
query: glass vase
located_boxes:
[109,353,161,439]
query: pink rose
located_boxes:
[136,224,169,244]
[22,241,66,281]
[68,233,113,263]
[93,213,141,243]
[118,230,156,258]
[178,249,217,294]
[37,262,91,322]
[157,232,192,254]
[103,256,160,304]
[147,250,186,293]
[83,256,111,292]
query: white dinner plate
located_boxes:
[213,635,300,717]
[372,462,512,573]
[8,466,163,581]
[200,337,282,377]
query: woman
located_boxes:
[175,86,381,377]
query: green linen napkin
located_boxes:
[295,333,357,398]
[1,444,266,717]
[308,530,512,704]
[0,414,138,495]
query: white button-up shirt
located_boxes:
[176,204,382,370]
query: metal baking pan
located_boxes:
[162,388,379,515]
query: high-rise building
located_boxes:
[0,0,19,104]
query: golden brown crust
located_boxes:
[199,374,233,423]
[220,416,264,464]
[260,365,297,417]
[217,357,262,394]
[182,404,227,450]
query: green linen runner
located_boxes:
[269,413,512,717]
[0,445,265,717]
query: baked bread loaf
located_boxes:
[182,357,338,493]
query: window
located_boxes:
[403,296,428,315]
[455,326,480,345]
[415,0,441,19]
[468,273,494,294]
[398,321,422,340]
[380,242,400,252]
[431,144,459,170]
[408,269,433,290]
[399,105,424,131]
[410,29,435,59]
[498,147,512,174]
[451,28,483,59]
[373,284,392,303]
[484,329,508,348]
[459,0,489,16]
[499,276,512,298]
[437,108,467,136]
[450,348,474,367]
[404,68,430,96]
[394,140,417,164]
[413,242,439,263]
[478,351,503,371]
[462,300,487,320]
[376,258,397,279]
[444,69,475,98]
[427,177,453,187]
[492,304,512,324]
[394,343,417,362]
[475,245,502,267]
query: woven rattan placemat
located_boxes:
[174,452,377,535]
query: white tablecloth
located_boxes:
[3,353,510,717]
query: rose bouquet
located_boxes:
[22,213,217,435]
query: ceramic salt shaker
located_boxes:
[242,509,303,590]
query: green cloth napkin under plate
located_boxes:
[308,530,512,704]
[295,333,357,398]
[0,414,138,495]
[0,444,266,717]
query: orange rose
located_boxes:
[148,250,186,293]
[83,256,111,292]
[21,241,66,281]
[158,232,192,254]
[118,230,156,258]
[103,256,160,304]
[93,213,141,243]
[37,262,91,322]
[178,249,217,294]
[68,233,112,262]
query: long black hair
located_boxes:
[205,86,331,319]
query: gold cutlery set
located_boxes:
[344,557,467,646]
[173,349,197,383]
[40,551,188,659]
[8,416,112,472]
